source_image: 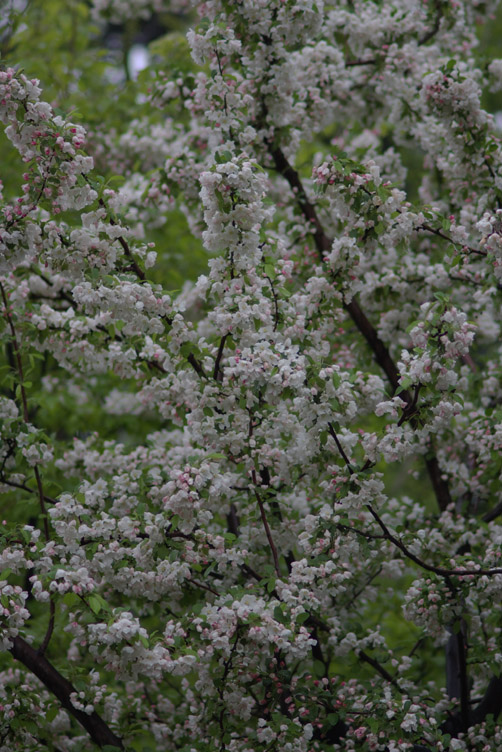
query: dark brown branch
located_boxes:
[269,146,404,393]
[483,501,502,523]
[327,422,355,473]
[424,455,452,512]
[337,523,386,542]
[187,352,208,379]
[456,622,470,732]
[1,280,56,652]
[10,636,123,749]
[366,504,502,577]
[418,0,443,46]
[345,58,377,67]
[0,476,57,505]
[446,630,462,702]
[269,145,331,253]
[185,576,219,596]
[38,599,56,657]
[227,503,240,536]
[96,196,145,281]
[441,676,502,737]
[268,145,457,517]
[241,562,262,582]
[264,274,280,332]
[358,650,403,693]
[252,470,281,576]
[344,299,403,392]
[470,677,502,726]
[213,334,228,381]
[397,383,421,427]
[417,224,486,257]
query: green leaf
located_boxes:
[63,592,80,608]
[274,605,285,622]
[46,705,59,722]
[313,659,325,678]
[264,263,275,278]
[296,612,309,625]
[88,595,102,615]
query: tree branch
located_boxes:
[424,455,452,512]
[10,636,123,749]
[418,0,443,46]
[358,650,404,693]
[213,333,228,381]
[441,676,502,736]
[252,473,281,577]
[268,144,454,514]
[366,504,502,577]
[1,280,55,652]
[96,195,145,281]
[268,145,404,392]
[0,476,57,505]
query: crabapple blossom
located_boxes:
[3,0,502,750]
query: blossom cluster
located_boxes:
[2,0,502,750]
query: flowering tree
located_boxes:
[3,0,502,749]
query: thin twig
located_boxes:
[417,224,486,257]
[358,650,404,693]
[0,477,57,505]
[366,504,502,577]
[267,145,457,514]
[185,576,219,596]
[264,274,280,332]
[418,0,443,46]
[345,58,377,67]
[252,470,281,576]
[96,195,146,280]
[269,145,406,395]
[327,422,354,473]
[1,281,56,653]
[213,333,228,381]
[38,600,55,656]
[187,352,208,379]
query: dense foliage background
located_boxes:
[3,1,502,750]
